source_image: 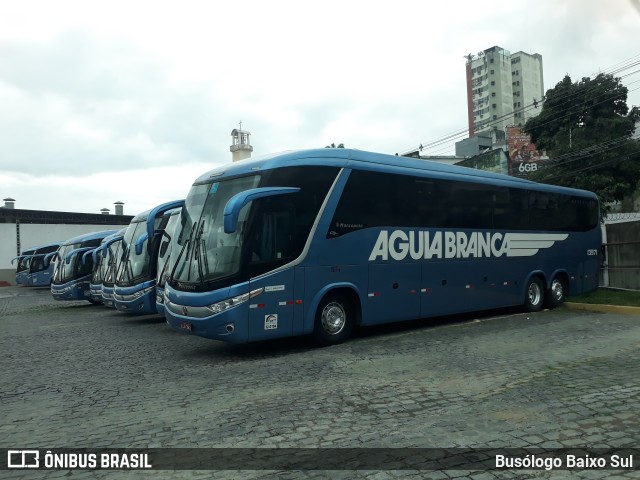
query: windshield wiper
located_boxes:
[173,219,199,282]
[193,220,208,286]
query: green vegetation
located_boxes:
[569,288,640,307]
[524,73,640,214]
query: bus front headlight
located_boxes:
[206,287,263,314]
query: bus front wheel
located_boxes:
[524,277,545,312]
[313,293,354,346]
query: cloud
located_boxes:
[0,30,235,176]
[1,0,639,214]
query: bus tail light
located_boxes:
[205,287,264,314]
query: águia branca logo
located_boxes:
[368,230,569,261]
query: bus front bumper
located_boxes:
[51,281,91,301]
[164,299,249,343]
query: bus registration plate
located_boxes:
[179,321,192,332]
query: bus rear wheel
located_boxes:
[524,277,545,312]
[313,293,354,346]
[545,276,567,309]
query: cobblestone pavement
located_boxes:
[1,286,639,480]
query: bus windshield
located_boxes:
[156,211,181,287]
[53,242,83,283]
[103,240,124,287]
[116,221,151,286]
[17,256,32,272]
[169,166,340,290]
[172,175,261,285]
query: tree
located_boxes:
[524,73,640,212]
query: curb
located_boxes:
[565,302,640,316]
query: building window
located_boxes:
[491,81,495,86]
[490,58,494,63]
[493,115,497,120]
[492,104,497,109]
[490,69,495,75]
[491,92,496,97]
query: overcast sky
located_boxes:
[1,0,639,215]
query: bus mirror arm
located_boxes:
[135,232,149,256]
[100,235,124,258]
[43,252,58,267]
[144,199,185,251]
[223,187,300,234]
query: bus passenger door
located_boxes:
[367,263,421,324]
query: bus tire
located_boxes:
[524,277,544,312]
[545,276,567,309]
[313,293,354,346]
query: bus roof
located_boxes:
[130,200,185,224]
[194,148,597,199]
[100,228,127,245]
[32,242,63,253]
[130,209,151,224]
[61,229,119,246]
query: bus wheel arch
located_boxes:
[312,288,360,346]
[524,275,545,312]
[546,273,569,309]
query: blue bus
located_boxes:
[163,149,601,345]
[51,230,119,303]
[26,242,62,286]
[113,200,184,314]
[12,247,38,285]
[155,207,182,316]
[89,229,126,304]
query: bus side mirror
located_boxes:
[135,232,149,256]
[223,187,300,234]
[44,252,57,267]
[82,249,95,265]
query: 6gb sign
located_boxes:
[518,163,538,173]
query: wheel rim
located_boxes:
[528,282,542,306]
[551,279,564,301]
[321,302,346,335]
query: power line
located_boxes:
[402,53,640,157]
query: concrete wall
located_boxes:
[0,223,127,285]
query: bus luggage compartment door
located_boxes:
[367,263,421,324]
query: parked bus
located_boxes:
[155,207,182,316]
[12,247,38,285]
[51,230,118,303]
[89,229,126,304]
[163,149,601,345]
[26,242,62,286]
[113,200,184,314]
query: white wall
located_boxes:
[1,223,127,269]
